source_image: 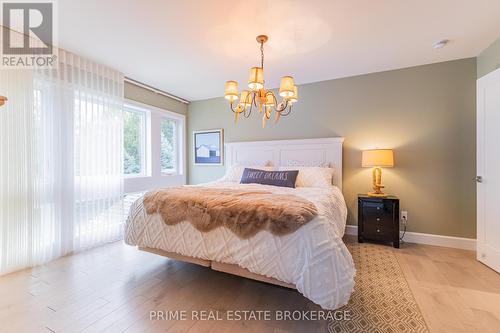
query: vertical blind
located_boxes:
[0,48,124,275]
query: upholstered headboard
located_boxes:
[225,137,344,189]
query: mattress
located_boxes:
[125,181,355,310]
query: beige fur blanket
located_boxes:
[143,187,318,239]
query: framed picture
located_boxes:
[193,129,224,165]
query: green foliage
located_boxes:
[161,119,175,172]
[123,111,142,174]
[123,111,177,175]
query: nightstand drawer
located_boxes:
[363,206,393,222]
[364,214,394,231]
[363,220,389,239]
[358,195,400,248]
[362,201,393,214]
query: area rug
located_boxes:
[328,240,429,333]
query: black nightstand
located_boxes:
[358,195,400,248]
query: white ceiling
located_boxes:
[58,0,500,101]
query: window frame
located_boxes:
[123,99,186,194]
[123,103,151,178]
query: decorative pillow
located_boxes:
[221,164,273,183]
[279,166,335,188]
[240,168,299,188]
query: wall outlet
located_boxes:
[401,211,408,221]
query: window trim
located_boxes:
[123,99,186,193]
[123,103,150,178]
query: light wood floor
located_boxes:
[0,237,499,333]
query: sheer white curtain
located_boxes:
[0,47,124,275]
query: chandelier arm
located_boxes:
[244,93,254,118]
[278,104,293,116]
[275,99,289,112]
[244,104,253,118]
[229,101,238,113]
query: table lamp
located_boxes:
[362,149,394,197]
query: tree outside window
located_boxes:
[124,110,145,175]
[161,118,176,173]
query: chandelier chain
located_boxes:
[260,41,264,69]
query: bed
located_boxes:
[125,138,355,310]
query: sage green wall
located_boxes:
[477,37,500,78]
[187,58,477,239]
[124,81,188,115]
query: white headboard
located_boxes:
[225,137,344,189]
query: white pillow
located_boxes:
[279,166,335,188]
[221,164,274,183]
[286,161,331,168]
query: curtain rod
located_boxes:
[124,77,190,104]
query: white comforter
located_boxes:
[124,182,355,310]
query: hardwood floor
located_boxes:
[0,237,498,333]
[394,241,500,333]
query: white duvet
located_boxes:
[124,181,355,310]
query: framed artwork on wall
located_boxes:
[193,129,224,165]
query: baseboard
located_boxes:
[345,225,476,251]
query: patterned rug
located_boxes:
[328,240,429,333]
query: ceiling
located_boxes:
[58,0,500,101]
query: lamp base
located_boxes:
[367,191,388,198]
[368,167,388,197]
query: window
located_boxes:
[123,107,148,176]
[161,118,177,174]
[123,100,185,193]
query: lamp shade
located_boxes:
[279,76,295,98]
[362,149,394,167]
[224,81,239,102]
[248,67,264,90]
[264,92,275,106]
[239,90,252,107]
[289,86,298,104]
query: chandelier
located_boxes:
[224,35,298,127]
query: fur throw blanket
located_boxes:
[143,187,318,239]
